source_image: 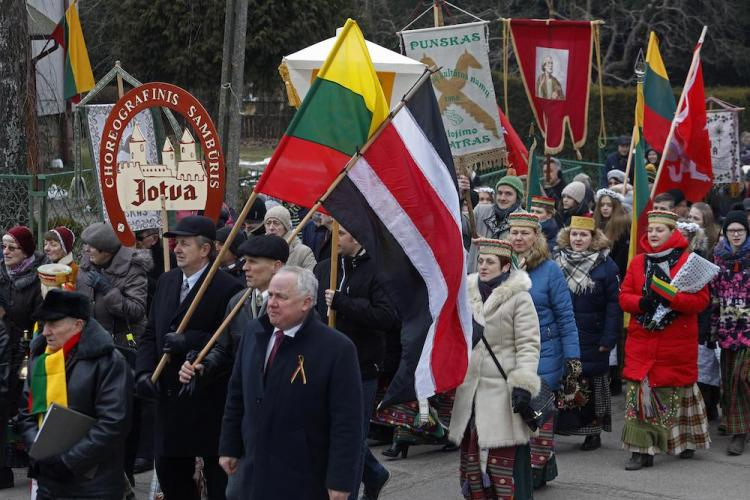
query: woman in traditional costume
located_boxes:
[553,216,621,450]
[506,212,580,488]
[619,210,712,470]
[449,238,540,500]
[711,210,750,455]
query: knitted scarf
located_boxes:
[556,248,607,294]
[639,246,683,329]
[7,255,36,279]
[28,332,81,416]
[485,201,521,237]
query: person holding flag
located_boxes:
[619,210,711,470]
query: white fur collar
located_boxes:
[467,270,532,327]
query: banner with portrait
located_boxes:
[707,109,741,184]
[400,21,505,169]
[507,19,594,155]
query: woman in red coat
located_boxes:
[619,210,711,470]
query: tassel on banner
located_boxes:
[278,61,301,108]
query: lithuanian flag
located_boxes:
[50,1,95,101]
[642,32,676,153]
[28,333,80,415]
[255,19,389,209]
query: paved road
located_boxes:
[5,394,749,499]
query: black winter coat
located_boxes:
[135,265,243,456]
[568,257,622,376]
[0,252,46,343]
[219,313,363,499]
[18,319,133,499]
[314,252,398,380]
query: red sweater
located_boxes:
[619,231,710,387]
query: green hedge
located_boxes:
[493,73,750,161]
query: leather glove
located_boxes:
[178,350,199,398]
[38,455,74,482]
[85,270,113,294]
[639,295,658,314]
[135,373,160,400]
[511,387,531,414]
[163,332,188,356]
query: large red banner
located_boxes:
[509,19,594,155]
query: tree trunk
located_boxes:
[0,0,31,226]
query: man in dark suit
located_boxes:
[135,216,243,500]
[219,266,363,500]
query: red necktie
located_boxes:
[265,330,285,374]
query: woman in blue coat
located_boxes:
[554,216,622,451]
[507,212,580,488]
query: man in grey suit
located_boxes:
[178,234,288,500]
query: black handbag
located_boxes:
[480,336,556,432]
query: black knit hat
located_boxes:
[237,234,289,262]
[216,226,247,256]
[722,210,749,235]
[34,289,90,322]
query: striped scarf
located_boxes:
[28,332,81,416]
[556,249,607,294]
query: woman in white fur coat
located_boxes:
[450,238,541,500]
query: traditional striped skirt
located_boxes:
[622,381,710,455]
[373,390,455,444]
[721,348,750,435]
[557,374,612,436]
[459,423,519,500]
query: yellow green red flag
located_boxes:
[255,18,389,208]
[50,1,95,100]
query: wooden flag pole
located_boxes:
[152,67,435,383]
[185,214,313,370]
[649,26,707,200]
[327,221,340,327]
[151,190,259,383]
[189,287,252,368]
[160,195,170,272]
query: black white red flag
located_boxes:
[323,81,472,405]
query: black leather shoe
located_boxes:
[625,452,653,470]
[382,442,409,459]
[728,434,747,456]
[0,467,13,489]
[362,469,391,500]
[580,434,601,451]
[679,449,695,459]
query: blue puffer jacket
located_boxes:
[527,259,580,389]
[566,257,622,377]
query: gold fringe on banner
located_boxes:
[593,23,607,149]
[278,61,301,108]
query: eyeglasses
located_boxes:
[726,229,747,235]
[264,220,283,227]
[1,244,20,252]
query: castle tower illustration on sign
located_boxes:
[118,124,206,182]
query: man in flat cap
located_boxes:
[178,234,289,500]
[17,289,133,500]
[135,215,243,500]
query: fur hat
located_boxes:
[722,210,749,236]
[237,234,289,262]
[606,169,626,184]
[5,226,35,257]
[562,181,586,204]
[647,210,678,228]
[264,205,293,233]
[45,226,76,255]
[34,289,90,321]
[477,238,512,259]
[495,175,524,200]
[81,223,122,254]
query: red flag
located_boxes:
[498,107,528,175]
[654,50,712,202]
[508,20,594,155]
